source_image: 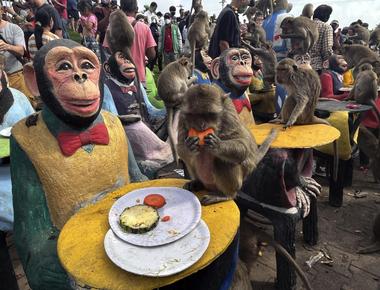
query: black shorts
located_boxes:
[68,8,79,20]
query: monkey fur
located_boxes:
[106,10,134,56]
[369,27,380,50]
[280,16,319,56]
[274,58,329,128]
[187,10,211,76]
[347,63,380,122]
[244,21,267,48]
[341,44,380,78]
[177,84,277,205]
[357,213,380,254]
[348,24,370,45]
[242,40,277,90]
[157,57,197,163]
[357,125,380,183]
[301,3,314,19]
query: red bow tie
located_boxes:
[232,97,252,113]
[57,123,110,157]
[121,85,137,94]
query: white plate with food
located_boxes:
[108,187,202,247]
[0,127,12,138]
[104,219,210,277]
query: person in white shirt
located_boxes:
[144,1,157,24]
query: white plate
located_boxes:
[104,220,210,277]
[0,127,11,138]
[109,187,201,247]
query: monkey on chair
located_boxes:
[273,58,329,128]
[157,57,197,163]
[177,84,277,205]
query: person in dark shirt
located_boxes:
[31,0,63,38]
[208,0,249,59]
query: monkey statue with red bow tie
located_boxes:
[10,39,132,289]
[211,48,255,126]
[104,10,172,177]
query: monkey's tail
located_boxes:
[312,116,331,126]
[167,106,179,165]
[357,242,380,254]
[255,128,278,164]
[191,41,196,78]
[246,220,314,290]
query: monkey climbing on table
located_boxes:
[177,84,278,205]
[157,57,197,163]
[272,58,329,128]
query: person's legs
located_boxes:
[7,71,36,108]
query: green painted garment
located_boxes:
[145,67,164,109]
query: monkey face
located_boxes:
[45,46,101,118]
[224,49,253,88]
[115,52,136,81]
[276,59,296,84]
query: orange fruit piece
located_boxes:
[188,128,215,145]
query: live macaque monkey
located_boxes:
[177,84,277,205]
[273,58,329,128]
[347,63,380,119]
[157,57,197,163]
[187,10,211,75]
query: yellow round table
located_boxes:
[58,179,240,290]
[248,123,341,148]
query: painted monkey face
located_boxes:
[226,49,253,88]
[45,46,100,118]
[115,51,136,81]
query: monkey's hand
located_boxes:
[203,133,221,150]
[185,136,200,153]
[268,118,283,124]
[295,187,311,218]
[283,120,295,129]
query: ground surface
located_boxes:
[5,159,380,290]
[241,161,380,290]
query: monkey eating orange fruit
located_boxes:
[188,128,215,145]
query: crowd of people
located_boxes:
[0,0,379,191]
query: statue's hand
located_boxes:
[27,241,71,290]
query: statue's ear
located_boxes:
[103,62,111,75]
[210,57,220,80]
[23,62,40,97]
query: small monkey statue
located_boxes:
[157,57,197,163]
[273,58,329,128]
[177,84,277,205]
